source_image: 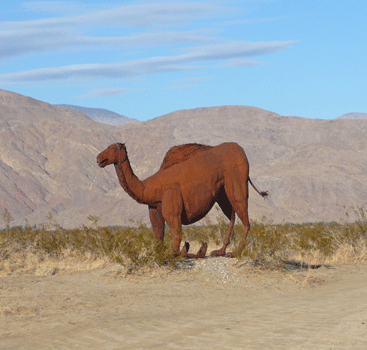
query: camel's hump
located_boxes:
[160,143,213,170]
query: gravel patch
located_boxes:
[177,257,246,285]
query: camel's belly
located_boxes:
[181,180,223,224]
[181,205,214,225]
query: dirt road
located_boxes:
[1,259,367,349]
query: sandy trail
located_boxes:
[1,259,367,350]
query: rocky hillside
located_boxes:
[1,89,366,228]
[55,104,139,125]
[337,112,367,120]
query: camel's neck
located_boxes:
[114,155,146,204]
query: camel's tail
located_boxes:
[248,177,268,198]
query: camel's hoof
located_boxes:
[180,241,190,257]
[196,242,207,258]
[210,248,225,257]
[225,252,235,258]
[182,242,207,259]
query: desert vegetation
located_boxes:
[1,208,366,277]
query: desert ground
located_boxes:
[1,257,367,350]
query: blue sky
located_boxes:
[1,0,366,121]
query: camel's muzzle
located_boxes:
[97,158,109,168]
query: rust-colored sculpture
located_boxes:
[160,143,213,171]
[97,142,268,258]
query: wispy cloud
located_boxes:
[0,28,214,60]
[222,59,262,67]
[0,1,297,91]
[2,2,220,30]
[0,59,200,83]
[0,2,221,60]
[184,41,297,60]
[219,16,288,26]
[172,77,212,83]
[21,1,87,14]
[79,87,147,99]
[0,40,296,83]
[165,84,196,90]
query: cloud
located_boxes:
[165,84,196,90]
[172,77,212,83]
[0,2,220,60]
[70,2,223,27]
[0,59,201,83]
[21,1,86,14]
[0,40,296,83]
[219,16,288,26]
[3,2,219,30]
[183,40,297,60]
[0,28,214,60]
[222,58,262,67]
[0,2,297,88]
[79,87,146,99]
[0,28,75,59]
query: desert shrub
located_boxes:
[292,223,335,256]
[1,207,367,275]
[234,220,292,269]
[236,208,367,268]
[182,217,223,246]
[0,218,181,275]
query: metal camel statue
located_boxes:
[97,142,267,258]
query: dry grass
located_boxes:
[0,216,178,277]
[235,209,367,270]
[1,208,366,277]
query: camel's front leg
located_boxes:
[162,188,207,259]
[210,208,236,257]
[161,188,184,256]
[149,204,165,249]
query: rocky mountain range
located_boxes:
[55,104,139,125]
[1,89,366,228]
[337,112,367,120]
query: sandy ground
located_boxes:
[1,258,367,350]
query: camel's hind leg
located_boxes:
[236,201,250,248]
[210,193,236,257]
[231,200,250,248]
[224,175,251,248]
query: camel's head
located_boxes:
[97,143,127,168]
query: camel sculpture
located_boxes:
[97,142,268,258]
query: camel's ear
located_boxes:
[117,143,125,150]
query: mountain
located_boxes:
[1,90,367,228]
[55,104,139,125]
[0,90,123,227]
[337,113,367,120]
